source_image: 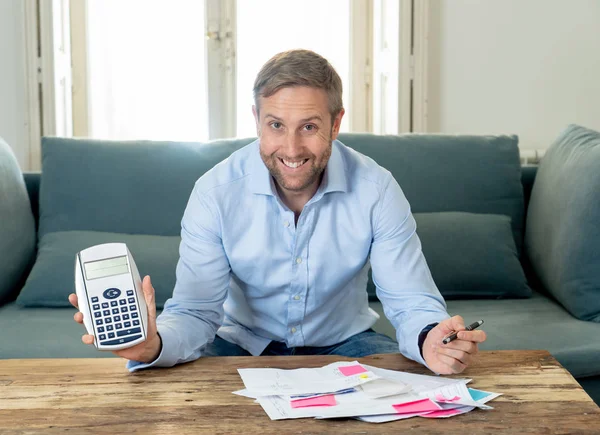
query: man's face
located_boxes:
[254,86,344,195]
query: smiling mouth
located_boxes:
[279,158,309,169]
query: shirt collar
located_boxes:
[320,140,348,194]
[249,140,277,196]
[249,139,348,196]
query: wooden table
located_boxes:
[0,350,598,434]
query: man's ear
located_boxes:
[331,108,345,141]
[252,105,260,136]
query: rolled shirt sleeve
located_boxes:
[370,174,450,367]
[128,185,231,372]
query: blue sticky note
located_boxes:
[468,388,492,402]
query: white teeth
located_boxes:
[282,159,307,168]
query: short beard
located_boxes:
[260,140,332,193]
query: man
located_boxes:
[69,49,486,374]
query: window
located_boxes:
[235,0,351,137]
[30,0,424,163]
[85,0,209,141]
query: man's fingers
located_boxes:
[426,316,484,374]
[69,293,96,347]
[457,330,487,343]
[435,352,467,374]
[68,293,79,309]
[441,338,478,355]
[435,345,473,367]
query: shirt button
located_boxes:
[294,295,301,300]
[283,220,290,228]
[296,257,302,264]
[291,327,297,333]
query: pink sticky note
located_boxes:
[338,364,368,376]
[435,393,461,402]
[393,398,441,414]
[420,408,464,418]
[290,394,337,408]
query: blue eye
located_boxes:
[271,122,282,129]
[304,124,316,131]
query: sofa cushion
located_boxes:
[16,231,180,308]
[414,212,530,299]
[38,137,254,238]
[367,212,530,300]
[370,291,600,378]
[0,303,171,359]
[339,133,524,252]
[0,304,112,359]
[0,137,36,304]
[525,125,600,322]
[446,293,600,378]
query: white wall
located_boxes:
[427,0,600,150]
[0,0,28,169]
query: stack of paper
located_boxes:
[234,361,501,423]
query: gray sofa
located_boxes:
[1,126,599,405]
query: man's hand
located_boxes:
[422,315,487,374]
[68,275,162,364]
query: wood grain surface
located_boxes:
[0,350,598,434]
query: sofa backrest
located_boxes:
[25,133,531,238]
[24,167,538,234]
[38,137,256,239]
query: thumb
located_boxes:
[142,275,158,328]
[439,315,465,334]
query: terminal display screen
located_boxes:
[84,256,129,280]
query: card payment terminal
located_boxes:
[75,243,148,350]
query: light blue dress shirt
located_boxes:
[128,139,449,371]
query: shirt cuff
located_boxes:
[418,322,438,358]
[400,313,450,372]
[126,325,180,372]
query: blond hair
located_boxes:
[253,49,343,121]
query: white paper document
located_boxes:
[237,361,379,396]
[234,361,501,423]
[361,364,471,393]
[232,389,259,399]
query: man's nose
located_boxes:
[282,131,303,156]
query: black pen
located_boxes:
[442,320,484,344]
